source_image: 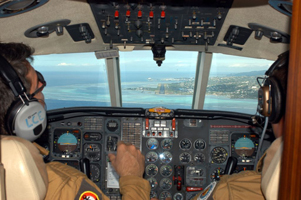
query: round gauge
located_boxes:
[194,139,206,150]
[160,165,173,177]
[146,164,159,176]
[146,151,159,163]
[179,152,191,164]
[147,177,158,190]
[160,178,172,190]
[211,147,228,164]
[106,119,119,132]
[179,138,192,150]
[211,167,225,181]
[146,138,159,150]
[84,143,101,161]
[150,191,157,198]
[57,132,78,153]
[194,153,205,163]
[234,137,255,157]
[90,164,100,182]
[159,151,173,164]
[159,191,172,200]
[161,139,173,150]
[174,193,184,200]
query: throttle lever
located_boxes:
[224,156,238,175]
[81,158,91,179]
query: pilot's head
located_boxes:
[258,51,288,138]
[0,42,46,139]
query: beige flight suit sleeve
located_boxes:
[45,161,110,200]
[119,176,151,200]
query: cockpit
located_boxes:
[0,0,299,199]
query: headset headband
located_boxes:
[0,54,27,97]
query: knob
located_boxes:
[161,10,165,18]
[138,10,142,18]
[136,29,143,37]
[134,20,143,29]
[149,10,154,19]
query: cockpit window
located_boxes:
[33,53,110,110]
[119,51,198,109]
[204,53,274,115]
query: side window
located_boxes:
[204,53,274,114]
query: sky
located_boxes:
[32,50,274,74]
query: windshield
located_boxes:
[34,51,273,114]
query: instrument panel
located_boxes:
[43,108,269,200]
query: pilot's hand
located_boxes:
[108,141,145,178]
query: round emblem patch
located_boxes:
[79,191,99,200]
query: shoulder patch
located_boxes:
[197,181,216,200]
[79,191,99,200]
[75,179,102,200]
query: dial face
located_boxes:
[159,151,173,164]
[211,147,228,164]
[147,138,159,150]
[211,167,225,181]
[56,132,79,154]
[90,164,100,182]
[160,178,172,190]
[234,137,255,157]
[150,191,157,198]
[179,138,192,150]
[106,119,119,132]
[179,152,191,164]
[194,139,206,150]
[146,164,159,176]
[146,151,159,163]
[161,139,173,150]
[84,143,101,161]
[147,177,158,190]
[159,192,172,200]
[174,193,184,200]
[194,153,205,163]
[160,165,173,177]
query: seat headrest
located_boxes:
[0,139,47,200]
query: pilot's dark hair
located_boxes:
[0,42,35,134]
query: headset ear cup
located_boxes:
[269,77,284,123]
[5,98,47,141]
[258,85,270,117]
[5,98,24,134]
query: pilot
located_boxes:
[192,52,288,200]
[0,42,150,200]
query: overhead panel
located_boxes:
[88,0,233,46]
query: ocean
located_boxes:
[41,71,258,115]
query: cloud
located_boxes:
[58,62,73,66]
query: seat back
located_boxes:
[261,142,283,200]
[0,139,47,200]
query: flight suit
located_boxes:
[2,136,151,200]
[192,137,282,200]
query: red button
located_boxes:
[114,10,119,18]
[138,10,142,18]
[126,10,130,17]
[149,10,154,18]
[161,10,165,18]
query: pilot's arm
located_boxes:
[108,142,151,200]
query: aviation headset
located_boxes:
[257,51,289,124]
[0,54,46,141]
